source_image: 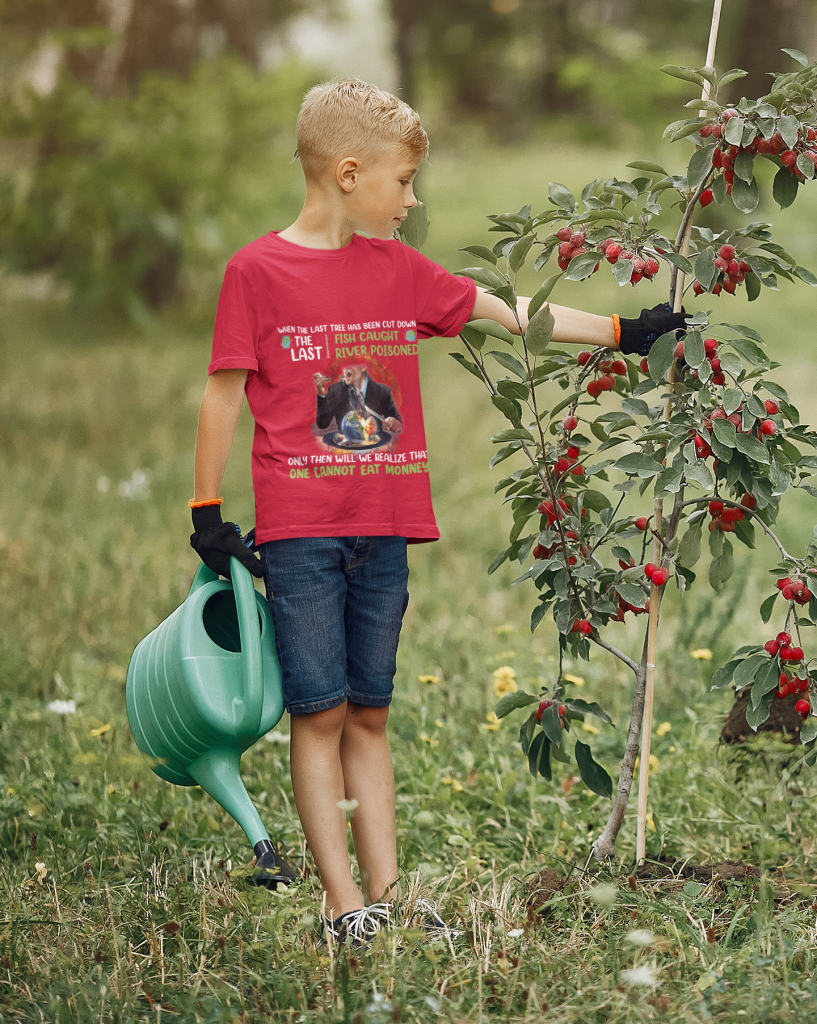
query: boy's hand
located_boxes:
[190,504,264,579]
[384,417,402,433]
[617,303,688,356]
[314,373,331,396]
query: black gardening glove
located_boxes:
[190,505,264,579]
[618,303,688,356]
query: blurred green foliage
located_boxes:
[0,57,315,323]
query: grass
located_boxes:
[4,137,817,1021]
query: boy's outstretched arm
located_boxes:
[190,368,264,579]
[469,287,686,355]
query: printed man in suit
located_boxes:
[314,364,403,433]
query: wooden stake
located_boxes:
[635,0,724,864]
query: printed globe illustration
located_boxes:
[341,411,377,444]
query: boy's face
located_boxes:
[341,145,420,240]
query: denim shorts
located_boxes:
[258,536,409,716]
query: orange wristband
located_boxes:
[188,497,224,509]
[611,314,621,348]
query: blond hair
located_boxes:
[296,78,429,180]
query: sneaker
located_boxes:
[322,902,393,946]
[401,897,461,938]
[245,840,298,889]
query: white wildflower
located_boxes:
[47,699,76,715]
[621,965,659,988]
[624,929,655,947]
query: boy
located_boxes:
[189,78,683,942]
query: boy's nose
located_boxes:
[404,189,418,210]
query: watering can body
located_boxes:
[126,557,284,847]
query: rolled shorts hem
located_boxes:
[286,689,393,716]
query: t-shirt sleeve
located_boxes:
[209,264,260,375]
[404,247,477,339]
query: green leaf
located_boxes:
[781,47,809,66]
[695,247,718,291]
[460,244,497,265]
[459,324,487,350]
[519,712,536,754]
[709,538,735,591]
[684,330,705,369]
[491,394,522,424]
[528,732,552,780]
[731,176,759,214]
[581,489,612,512]
[509,234,535,274]
[488,350,526,379]
[734,150,755,183]
[795,265,817,287]
[449,351,484,381]
[574,740,613,798]
[724,116,745,147]
[565,252,600,282]
[647,331,678,382]
[718,68,748,87]
[458,265,508,290]
[751,658,780,707]
[492,427,534,443]
[616,582,646,609]
[525,304,555,356]
[660,251,695,276]
[497,379,529,402]
[746,692,772,730]
[626,161,668,175]
[654,465,683,499]
[687,144,715,189]
[734,653,767,689]
[613,453,664,478]
[540,702,564,744]
[565,698,613,725]
[734,433,771,464]
[711,660,740,690]
[528,274,563,318]
[548,182,577,212]
[678,521,703,567]
[495,691,539,719]
[778,114,801,150]
[398,201,429,249]
[487,547,510,574]
[712,419,738,448]
[468,318,516,345]
[613,259,635,286]
[489,443,521,468]
[760,592,779,624]
[773,166,799,210]
[660,64,704,85]
[800,718,817,744]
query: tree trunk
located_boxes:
[389,0,417,107]
[732,0,812,102]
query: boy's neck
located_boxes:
[279,194,358,251]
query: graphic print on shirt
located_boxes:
[275,321,419,457]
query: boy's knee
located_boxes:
[345,702,389,734]
[292,701,347,739]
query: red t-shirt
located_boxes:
[209,231,477,544]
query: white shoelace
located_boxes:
[330,902,392,943]
[404,897,461,936]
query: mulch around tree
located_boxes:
[720,687,804,745]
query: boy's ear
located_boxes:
[336,157,361,193]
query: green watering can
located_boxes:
[126,556,295,887]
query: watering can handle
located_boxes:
[230,555,264,737]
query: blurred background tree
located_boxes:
[0,0,815,320]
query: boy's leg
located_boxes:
[261,538,365,920]
[342,536,409,904]
[340,703,398,904]
[289,703,365,918]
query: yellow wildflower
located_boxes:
[493,665,518,697]
[494,624,516,635]
[419,732,439,747]
[646,812,656,833]
[107,783,115,794]
[482,712,501,731]
[418,674,440,684]
[441,776,464,792]
[582,721,600,735]
[89,723,111,738]
[434,719,444,729]
[656,722,672,737]
[634,755,660,774]
[563,673,585,687]
[668,746,676,753]
[690,648,713,660]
